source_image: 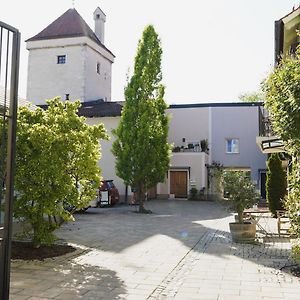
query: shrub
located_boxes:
[283,157,300,237]
[189,187,198,200]
[266,153,286,216]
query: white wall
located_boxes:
[211,106,267,182]
[27,36,114,105]
[85,116,127,199]
[84,46,112,102]
[167,107,210,148]
[84,107,210,200]
[171,152,208,190]
[27,44,85,104]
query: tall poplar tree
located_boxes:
[112,25,170,213]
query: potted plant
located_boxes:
[172,146,181,152]
[200,139,209,153]
[223,171,259,243]
[188,187,198,200]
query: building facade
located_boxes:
[26,7,267,202]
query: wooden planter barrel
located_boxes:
[229,222,256,243]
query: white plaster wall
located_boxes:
[84,46,112,101]
[171,152,208,191]
[85,116,127,199]
[26,37,114,105]
[157,180,169,197]
[167,107,210,148]
[211,106,267,182]
[27,44,85,104]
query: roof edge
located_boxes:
[168,102,264,109]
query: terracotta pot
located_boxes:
[229,222,256,243]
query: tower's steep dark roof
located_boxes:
[26,8,114,57]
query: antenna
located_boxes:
[72,0,75,8]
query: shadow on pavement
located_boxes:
[57,199,297,278]
[11,261,126,299]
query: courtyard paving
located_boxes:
[9,200,300,300]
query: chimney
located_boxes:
[93,7,106,44]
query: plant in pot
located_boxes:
[173,146,181,152]
[222,171,259,243]
[200,139,209,153]
[189,187,198,201]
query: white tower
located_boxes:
[26,8,114,105]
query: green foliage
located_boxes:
[112,25,171,212]
[266,153,286,216]
[222,171,259,223]
[14,98,108,246]
[239,91,264,102]
[189,187,198,201]
[200,139,208,153]
[291,243,300,263]
[263,51,300,236]
[263,52,300,147]
[283,156,300,238]
[0,116,7,206]
[207,161,223,195]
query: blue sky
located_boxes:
[0,0,298,104]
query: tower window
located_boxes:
[57,55,66,64]
[97,62,101,74]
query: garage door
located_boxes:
[170,171,188,198]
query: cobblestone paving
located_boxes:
[148,229,299,300]
[9,200,300,300]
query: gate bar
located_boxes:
[0,21,20,300]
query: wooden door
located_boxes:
[170,171,187,198]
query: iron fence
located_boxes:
[0,21,20,300]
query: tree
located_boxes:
[222,171,258,223]
[112,25,171,213]
[266,153,286,216]
[238,91,264,102]
[263,52,300,146]
[14,98,107,246]
[263,50,300,238]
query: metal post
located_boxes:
[0,21,20,300]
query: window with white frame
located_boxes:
[226,138,239,153]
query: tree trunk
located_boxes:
[138,182,152,213]
[32,223,41,248]
[237,211,244,224]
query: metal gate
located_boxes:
[0,21,20,299]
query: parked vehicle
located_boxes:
[98,180,119,207]
[64,197,98,213]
